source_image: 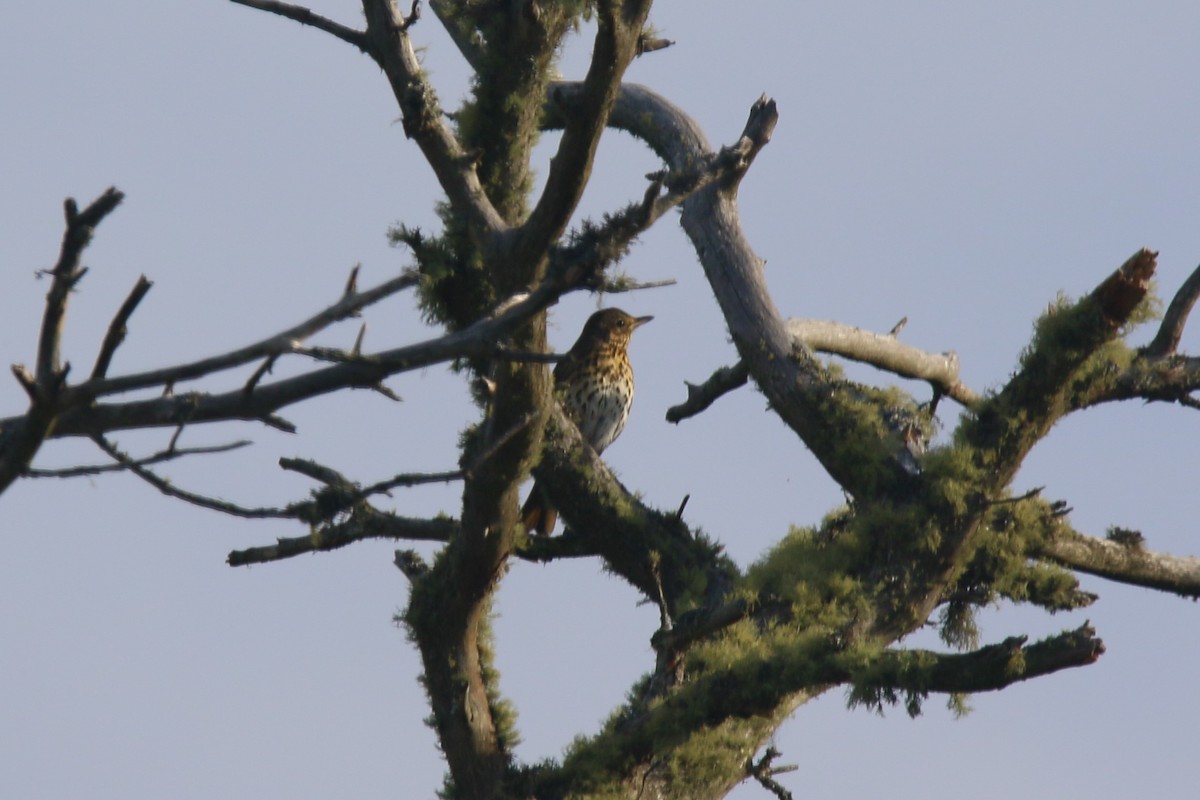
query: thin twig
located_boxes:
[90,275,153,380]
[39,190,123,386]
[491,346,563,365]
[243,354,279,397]
[229,0,370,52]
[342,263,360,298]
[227,511,457,567]
[665,363,750,424]
[745,748,796,800]
[360,469,464,497]
[0,189,123,496]
[464,410,540,478]
[27,440,251,479]
[600,277,677,294]
[67,270,419,401]
[92,434,293,518]
[1146,262,1200,356]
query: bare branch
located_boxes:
[27,439,251,479]
[359,469,463,496]
[637,34,675,56]
[277,456,351,486]
[667,318,978,423]
[17,261,609,441]
[360,0,507,244]
[0,189,124,495]
[229,0,369,52]
[228,509,457,566]
[601,277,677,294]
[856,624,1105,700]
[243,354,279,396]
[91,434,294,518]
[651,598,751,656]
[40,188,124,387]
[544,86,782,296]
[91,275,153,380]
[67,270,420,402]
[666,363,749,423]
[786,319,979,405]
[1146,263,1200,356]
[606,86,910,497]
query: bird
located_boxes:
[522,308,652,535]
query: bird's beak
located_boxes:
[633,315,654,328]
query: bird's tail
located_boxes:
[521,481,558,536]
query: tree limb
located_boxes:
[64,269,419,403]
[428,0,485,72]
[0,188,124,495]
[511,0,653,270]
[229,0,370,52]
[4,264,590,441]
[360,0,508,246]
[850,623,1105,711]
[667,318,979,423]
[1146,261,1200,356]
[1036,526,1200,599]
[597,84,914,499]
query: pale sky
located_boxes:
[3,3,1199,798]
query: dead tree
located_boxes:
[3,3,1198,799]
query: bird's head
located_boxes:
[579,308,653,347]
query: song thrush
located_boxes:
[522,308,652,535]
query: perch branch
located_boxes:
[16,243,649,441]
